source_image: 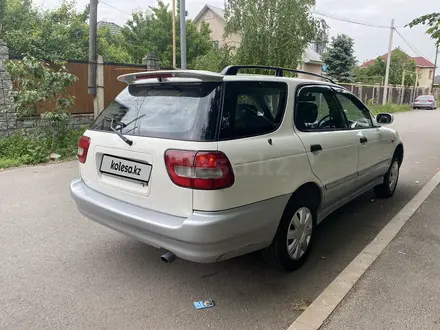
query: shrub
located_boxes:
[0,55,84,169]
[0,125,87,168]
[5,55,77,118]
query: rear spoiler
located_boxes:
[117,70,224,84]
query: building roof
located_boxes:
[360,52,435,68]
[193,4,225,23]
[411,56,436,68]
[303,46,323,65]
[97,21,122,35]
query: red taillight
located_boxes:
[77,136,91,164]
[428,99,434,103]
[164,150,235,190]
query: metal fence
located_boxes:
[339,83,440,105]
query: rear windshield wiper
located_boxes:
[104,114,146,146]
[104,117,133,146]
[116,114,146,131]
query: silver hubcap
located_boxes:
[389,161,399,191]
[287,207,313,260]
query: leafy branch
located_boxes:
[407,13,440,45]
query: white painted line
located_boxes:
[287,170,440,330]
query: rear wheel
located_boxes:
[262,195,316,271]
[374,157,400,198]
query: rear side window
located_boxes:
[417,95,433,100]
[219,81,287,140]
[91,82,222,141]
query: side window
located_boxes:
[295,86,347,131]
[219,82,287,139]
[335,92,374,128]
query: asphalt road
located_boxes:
[1,110,440,330]
[321,179,440,330]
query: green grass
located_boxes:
[369,104,411,115]
[0,125,87,170]
[0,158,23,169]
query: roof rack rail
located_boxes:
[221,65,336,84]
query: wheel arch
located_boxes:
[286,181,323,215]
[394,143,404,166]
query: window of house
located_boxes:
[429,70,433,79]
[204,11,213,19]
[219,82,288,139]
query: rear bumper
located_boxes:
[413,103,436,108]
[70,179,289,263]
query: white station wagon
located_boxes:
[71,65,404,271]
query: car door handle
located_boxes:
[360,136,368,143]
[310,144,322,152]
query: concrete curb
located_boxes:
[287,170,440,330]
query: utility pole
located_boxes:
[400,69,405,104]
[432,45,438,92]
[180,0,187,69]
[88,0,98,95]
[382,19,394,105]
[412,69,419,104]
[172,0,176,68]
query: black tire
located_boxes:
[374,157,400,198]
[262,194,317,271]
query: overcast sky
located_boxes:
[35,0,438,64]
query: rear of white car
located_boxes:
[71,71,287,263]
[413,95,437,110]
[71,67,403,271]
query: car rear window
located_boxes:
[417,96,433,100]
[91,82,222,141]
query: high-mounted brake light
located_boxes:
[135,73,174,81]
[164,150,235,190]
[77,136,91,164]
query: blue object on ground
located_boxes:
[194,299,215,309]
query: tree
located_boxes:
[2,0,212,65]
[0,0,40,57]
[224,0,325,69]
[323,34,356,82]
[121,1,212,67]
[5,55,77,117]
[31,2,90,61]
[193,46,236,72]
[1,0,89,61]
[1,0,131,63]
[98,26,132,63]
[408,13,440,45]
[355,48,417,86]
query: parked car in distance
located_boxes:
[413,95,437,110]
[70,65,404,271]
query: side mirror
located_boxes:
[376,113,394,125]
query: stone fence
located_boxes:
[0,40,16,135]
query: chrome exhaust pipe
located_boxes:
[160,251,177,264]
